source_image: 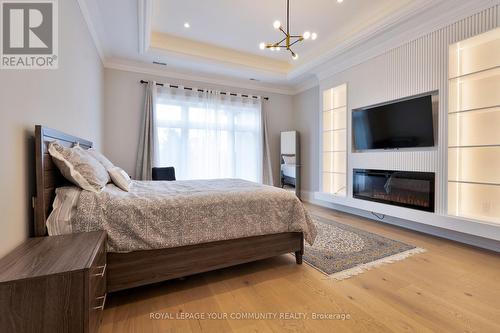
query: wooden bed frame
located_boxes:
[34,125,304,292]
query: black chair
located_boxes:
[152,167,176,181]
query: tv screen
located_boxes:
[352,94,435,150]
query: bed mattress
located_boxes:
[55,179,316,252]
[281,164,296,178]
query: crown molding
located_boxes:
[76,0,105,63]
[150,32,290,75]
[136,0,437,84]
[313,0,499,82]
[80,0,499,95]
[288,0,437,80]
[291,76,319,95]
[104,59,297,95]
[138,0,152,54]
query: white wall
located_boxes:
[0,0,104,258]
[103,68,294,186]
[298,5,500,196]
[293,5,500,244]
[292,87,319,193]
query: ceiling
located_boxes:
[82,0,458,92]
[151,0,413,62]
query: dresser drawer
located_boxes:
[89,239,106,299]
[88,237,107,333]
[0,231,107,333]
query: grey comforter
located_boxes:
[72,179,317,252]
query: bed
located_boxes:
[33,125,316,292]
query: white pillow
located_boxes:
[46,186,80,235]
[85,148,115,171]
[109,166,132,192]
[48,141,110,192]
[282,155,296,165]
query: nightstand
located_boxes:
[0,231,107,333]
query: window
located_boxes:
[154,88,263,182]
[321,84,347,197]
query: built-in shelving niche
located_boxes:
[448,27,500,224]
[321,84,347,197]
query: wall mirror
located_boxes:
[280,131,300,198]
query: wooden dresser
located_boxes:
[0,231,107,333]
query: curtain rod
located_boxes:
[140,80,269,101]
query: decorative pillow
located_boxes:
[282,155,296,165]
[48,141,110,192]
[46,186,80,235]
[85,148,115,170]
[109,166,132,192]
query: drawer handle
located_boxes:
[92,294,107,310]
[92,263,107,277]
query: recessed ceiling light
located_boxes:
[184,22,190,28]
[337,0,344,3]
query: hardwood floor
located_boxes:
[99,204,500,333]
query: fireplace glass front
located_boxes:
[353,169,435,212]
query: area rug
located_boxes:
[303,214,426,280]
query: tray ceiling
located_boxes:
[80,0,457,90]
[151,0,414,62]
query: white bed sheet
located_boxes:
[281,164,296,178]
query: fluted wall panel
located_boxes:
[320,5,500,215]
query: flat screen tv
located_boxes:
[352,93,435,150]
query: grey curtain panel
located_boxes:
[135,81,157,180]
[262,108,274,186]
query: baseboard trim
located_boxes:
[301,191,500,253]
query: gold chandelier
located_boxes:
[259,0,317,60]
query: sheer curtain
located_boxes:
[135,81,156,180]
[154,86,265,183]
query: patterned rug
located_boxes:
[303,214,426,280]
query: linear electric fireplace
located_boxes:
[353,169,435,212]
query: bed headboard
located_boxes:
[34,125,93,236]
